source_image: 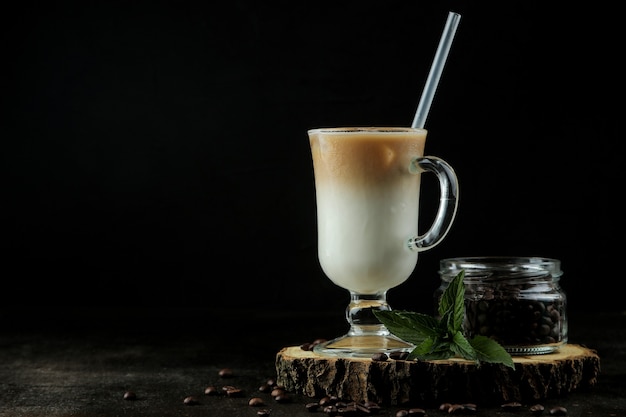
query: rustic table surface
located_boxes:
[1,308,624,417]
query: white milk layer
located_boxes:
[315,183,420,293]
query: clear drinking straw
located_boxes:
[411,11,461,129]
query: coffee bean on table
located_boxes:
[320,395,340,406]
[274,392,291,403]
[122,391,136,401]
[183,396,199,405]
[439,403,452,412]
[462,403,477,413]
[248,397,265,406]
[204,385,220,395]
[323,405,338,414]
[530,404,545,415]
[258,383,272,393]
[257,409,271,417]
[501,401,522,411]
[305,402,320,412]
[351,400,380,414]
[364,400,380,409]
[225,387,244,397]
[337,403,358,414]
[218,367,234,378]
[549,406,567,415]
[271,388,285,397]
[448,404,467,414]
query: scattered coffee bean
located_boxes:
[448,404,467,414]
[439,403,452,412]
[371,352,388,362]
[549,406,567,416]
[530,404,545,415]
[183,396,199,405]
[270,388,285,397]
[353,400,380,414]
[355,403,373,414]
[306,402,320,412]
[319,396,334,406]
[249,397,265,406]
[338,403,358,414]
[225,387,244,397]
[257,409,271,417]
[362,400,379,408]
[204,385,220,395]
[122,391,136,401]
[396,410,409,417]
[501,401,522,411]
[265,377,277,386]
[218,367,234,378]
[274,393,291,403]
[259,383,272,393]
[408,407,426,415]
[302,397,386,415]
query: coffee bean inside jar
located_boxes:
[436,257,568,355]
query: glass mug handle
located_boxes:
[407,156,459,251]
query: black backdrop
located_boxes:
[3,0,624,319]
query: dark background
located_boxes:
[2,0,624,322]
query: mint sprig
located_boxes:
[374,271,515,369]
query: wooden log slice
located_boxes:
[275,344,600,406]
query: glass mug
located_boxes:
[308,127,459,357]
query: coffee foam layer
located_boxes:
[309,129,427,187]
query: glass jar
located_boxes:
[436,257,567,355]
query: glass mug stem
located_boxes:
[345,291,391,336]
[320,291,415,356]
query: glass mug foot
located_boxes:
[313,330,415,358]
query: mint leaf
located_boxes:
[469,335,516,369]
[408,336,455,361]
[374,310,439,345]
[373,270,515,368]
[438,270,465,333]
[450,331,477,361]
